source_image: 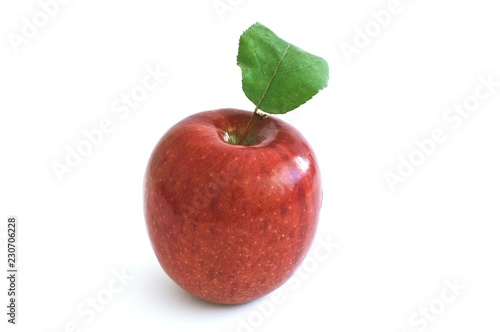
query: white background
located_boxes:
[1,0,499,331]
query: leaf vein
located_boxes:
[254,42,291,112]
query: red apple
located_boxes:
[143,108,322,304]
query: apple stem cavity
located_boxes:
[237,110,266,145]
[231,22,329,146]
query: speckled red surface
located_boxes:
[144,109,322,304]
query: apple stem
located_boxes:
[238,109,265,145]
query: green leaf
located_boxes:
[237,22,329,114]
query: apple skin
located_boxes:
[144,108,322,304]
